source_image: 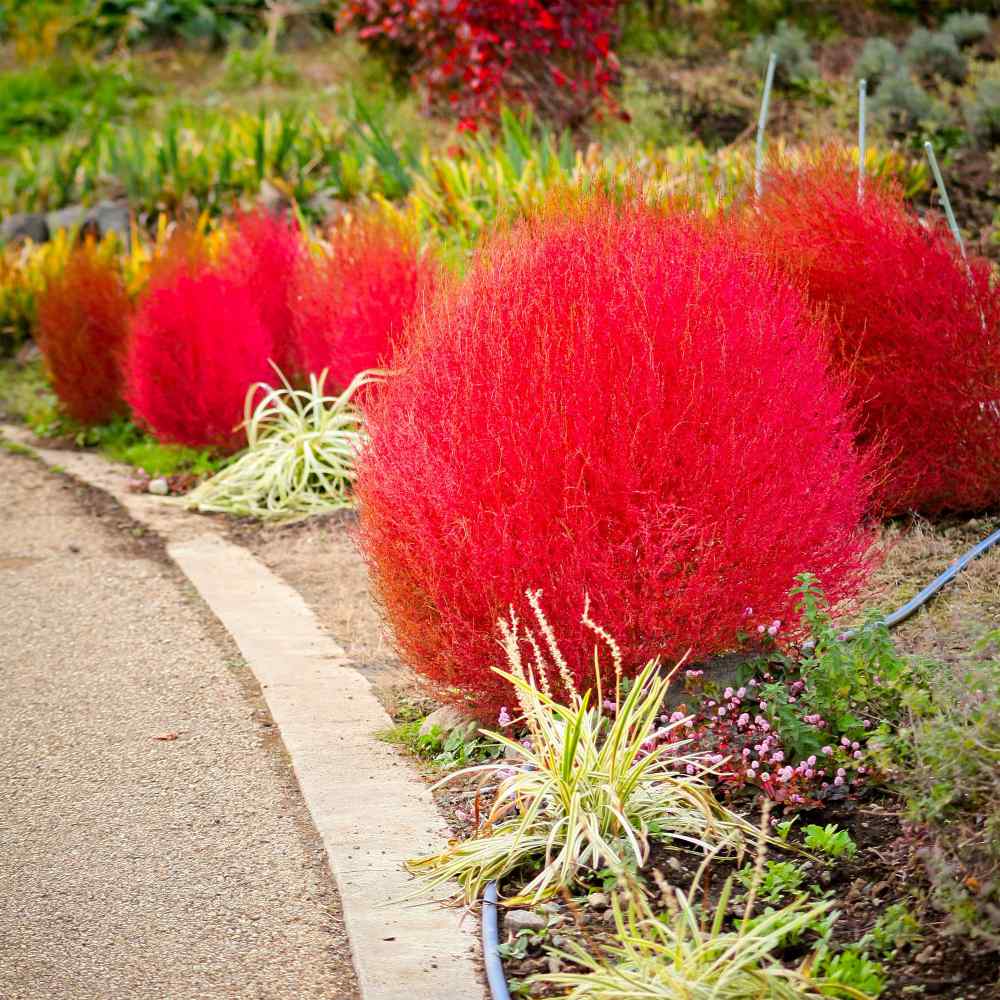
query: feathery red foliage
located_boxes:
[751,154,1000,515]
[221,210,305,378]
[35,242,131,426]
[291,217,439,390]
[126,245,274,453]
[356,200,875,720]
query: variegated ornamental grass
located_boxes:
[186,366,379,521]
[536,858,874,999]
[406,595,755,905]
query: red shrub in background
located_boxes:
[221,209,305,378]
[291,217,440,390]
[356,199,875,720]
[751,154,1000,516]
[35,242,131,426]
[126,244,274,453]
[338,1,624,129]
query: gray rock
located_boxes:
[504,909,545,934]
[546,955,563,974]
[0,212,49,245]
[418,705,478,739]
[148,478,170,496]
[88,200,131,249]
[46,204,88,235]
[45,200,131,250]
[587,892,609,911]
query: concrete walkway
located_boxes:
[0,451,360,1000]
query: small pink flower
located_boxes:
[498,706,512,727]
[834,775,844,786]
[853,750,863,760]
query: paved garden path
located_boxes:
[0,450,360,1000]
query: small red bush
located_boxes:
[291,217,439,390]
[35,242,131,426]
[220,210,305,379]
[339,1,624,129]
[356,200,875,719]
[751,154,1000,515]
[126,243,274,453]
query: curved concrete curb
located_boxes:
[1,425,482,1000]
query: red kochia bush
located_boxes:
[220,209,305,378]
[356,200,875,719]
[36,243,131,426]
[291,217,440,390]
[752,155,1000,516]
[126,246,274,453]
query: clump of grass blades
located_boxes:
[535,846,874,999]
[405,594,753,904]
[186,367,378,520]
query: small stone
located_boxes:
[602,908,616,924]
[587,892,609,911]
[914,945,938,965]
[664,856,683,873]
[546,955,563,974]
[148,477,170,496]
[419,704,478,739]
[504,909,545,934]
[0,212,49,245]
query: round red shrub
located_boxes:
[356,200,876,719]
[126,247,274,454]
[751,154,1000,516]
[291,216,440,390]
[35,242,131,426]
[221,209,305,379]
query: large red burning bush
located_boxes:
[35,243,131,426]
[126,243,274,453]
[221,210,305,379]
[291,217,439,390]
[356,200,875,719]
[752,155,1000,516]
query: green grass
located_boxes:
[0,359,224,477]
[0,56,154,156]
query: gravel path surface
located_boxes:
[0,451,360,1000]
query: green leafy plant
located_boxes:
[737,860,806,903]
[803,824,857,860]
[942,11,991,48]
[869,69,936,134]
[535,852,873,999]
[185,367,378,521]
[222,37,299,90]
[893,658,1000,946]
[860,903,921,959]
[761,574,923,762]
[746,21,818,88]
[964,77,1000,149]
[405,596,753,903]
[852,39,904,90]
[814,949,885,997]
[903,28,967,84]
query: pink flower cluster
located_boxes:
[646,669,872,808]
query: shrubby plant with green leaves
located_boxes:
[746,21,818,88]
[903,28,968,84]
[852,39,904,89]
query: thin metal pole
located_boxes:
[924,140,966,260]
[754,52,778,199]
[857,78,867,202]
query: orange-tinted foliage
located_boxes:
[35,242,131,426]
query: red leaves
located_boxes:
[338,1,623,127]
[36,243,131,426]
[750,153,1000,515]
[125,237,274,454]
[291,216,440,392]
[356,199,875,720]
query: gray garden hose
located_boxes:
[481,520,1000,999]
